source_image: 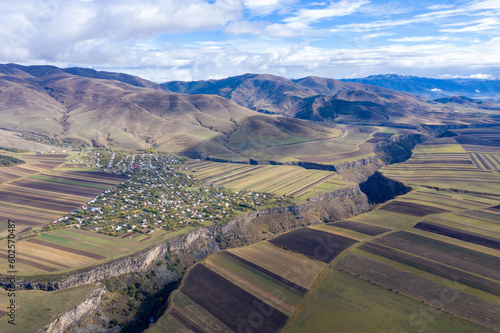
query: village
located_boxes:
[47,149,290,237]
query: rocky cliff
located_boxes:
[37,283,108,333]
[9,242,170,291]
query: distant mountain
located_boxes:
[163,73,500,125]
[341,74,500,100]
[0,64,337,158]
[0,63,167,90]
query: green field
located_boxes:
[0,284,96,332]
[288,269,492,333]
[206,252,304,313]
[0,226,176,277]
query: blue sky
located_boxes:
[0,0,499,81]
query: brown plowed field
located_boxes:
[414,222,500,250]
[181,264,288,333]
[328,221,390,236]
[380,201,450,216]
[269,227,358,263]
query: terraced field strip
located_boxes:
[382,168,500,194]
[308,224,369,242]
[414,221,500,251]
[379,200,451,217]
[0,188,83,213]
[148,313,191,333]
[269,227,358,264]
[180,264,289,333]
[220,166,303,192]
[251,168,316,194]
[40,171,126,187]
[374,232,500,281]
[287,173,337,197]
[361,239,500,296]
[398,196,466,211]
[18,241,96,267]
[229,242,325,290]
[469,153,500,171]
[214,166,266,185]
[220,166,292,189]
[196,164,251,181]
[406,190,486,210]
[0,227,162,275]
[223,251,308,294]
[26,238,106,259]
[171,291,233,332]
[287,268,490,333]
[0,251,59,272]
[347,208,422,230]
[205,252,303,315]
[250,168,310,193]
[272,172,329,197]
[335,252,500,332]
[0,203,63,226]
[425,213,500,238]
[463,209,500,225]
[328,221,391,236]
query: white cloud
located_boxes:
[470,73,495,79]
[440,17,499,32]
[439,73,497,80]
[430,88,442,91]
[224,21,262,35]
[263,23,304,37]
[427,4,455,11]
[243,0,295,16]
[0,0,499,82]
[389,36,449,42]
[285,0,369,26]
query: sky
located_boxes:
[0,0,499,82]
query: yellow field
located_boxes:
[187,161,352,201]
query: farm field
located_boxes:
[0,283,97,332]
[187,160,353,201]
[334,226,500,332]
[0,152,128,232]
[166,264,289,333]
[149,239,329,333]
[287,269,492,333]
[228,242,326,290]
[211,125,399,164]
[381,128,500,195]
[0,226,168,276]
[269,227,358,263]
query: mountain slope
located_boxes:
[163,73,500,125]
[341,74,500,100]
[0,64,339,157]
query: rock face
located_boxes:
[37,283,108,333]
[10,242,170,291]
[6,185,368,290]
[333,155,385,183]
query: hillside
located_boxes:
[0,64,340,157]
[342,74,500,100]
[163,73,500,125]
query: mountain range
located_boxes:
[341,74,500,100]
[1,64,499,158]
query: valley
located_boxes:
[0,65,499,333]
